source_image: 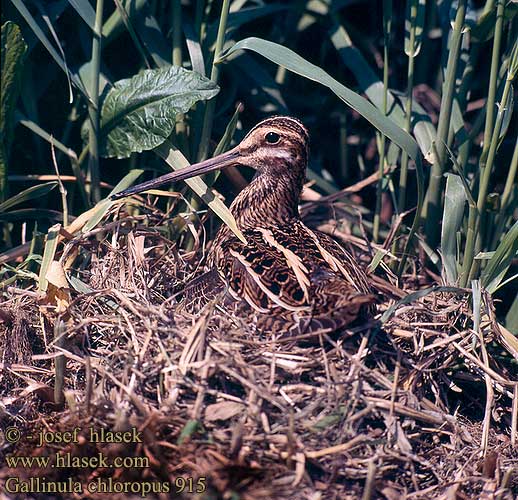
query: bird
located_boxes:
[112,116,375,336]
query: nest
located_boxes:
[1,206,517,500]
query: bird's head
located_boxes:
[111,116,309,200]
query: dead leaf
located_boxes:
[205,401,244,421]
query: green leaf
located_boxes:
[481,220,518,295]
[219,37,420,162]
[184,21,206,76]
[505,294,518,334]
[1,22,27,201]
[328,23,435,161]
[66,0,96,30]
[97,66,219,158]
[206,5,289,45]
[38,224,61,293]
[177,419,201,445]
[10,0,88,98]
[213,104,242,156]
[441,174,467,285]
[498,84,514,147]
[0,182,58,213]
[0,208,64,223]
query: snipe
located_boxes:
[112,116,375,335]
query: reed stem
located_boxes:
[398,0,418,214]
[172,0,188,155]
[373,0,392,243]
[87,0,104,204]
[424,0,466,248]
[196,0,230,163]
[461,1,509,286]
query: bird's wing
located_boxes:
[179,268,226,312]
[307,228,373,295]
[215,227,313,313]
[213,223,372,316]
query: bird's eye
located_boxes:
[265,132,280,144]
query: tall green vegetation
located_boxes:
[1,0,517,329]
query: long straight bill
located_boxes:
[111,149,241,200]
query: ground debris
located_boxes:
[1,212,516,499]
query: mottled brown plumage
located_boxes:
[113,116,375,335]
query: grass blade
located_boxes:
[441,174,467,285]
[424,0,467,248]
[82,169,144,233]
[11,0,88,99]
[0,182,58,212]
[154,141,246,244]
[66,0,96,30]
[37,223,61,293]
[220,37,420,161]
[481,220,518,295]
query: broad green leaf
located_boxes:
[97,66,219,158]
[405,0,426,57]
[1,22,27,201]
[219,37,420,162]
[0,182,58,213]
[481,220,518,295]
[441,174,467,285]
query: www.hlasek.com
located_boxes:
[2,426,206,496]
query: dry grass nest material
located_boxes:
[1,206,517,500]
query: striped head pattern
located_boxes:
[235,116,309,181]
